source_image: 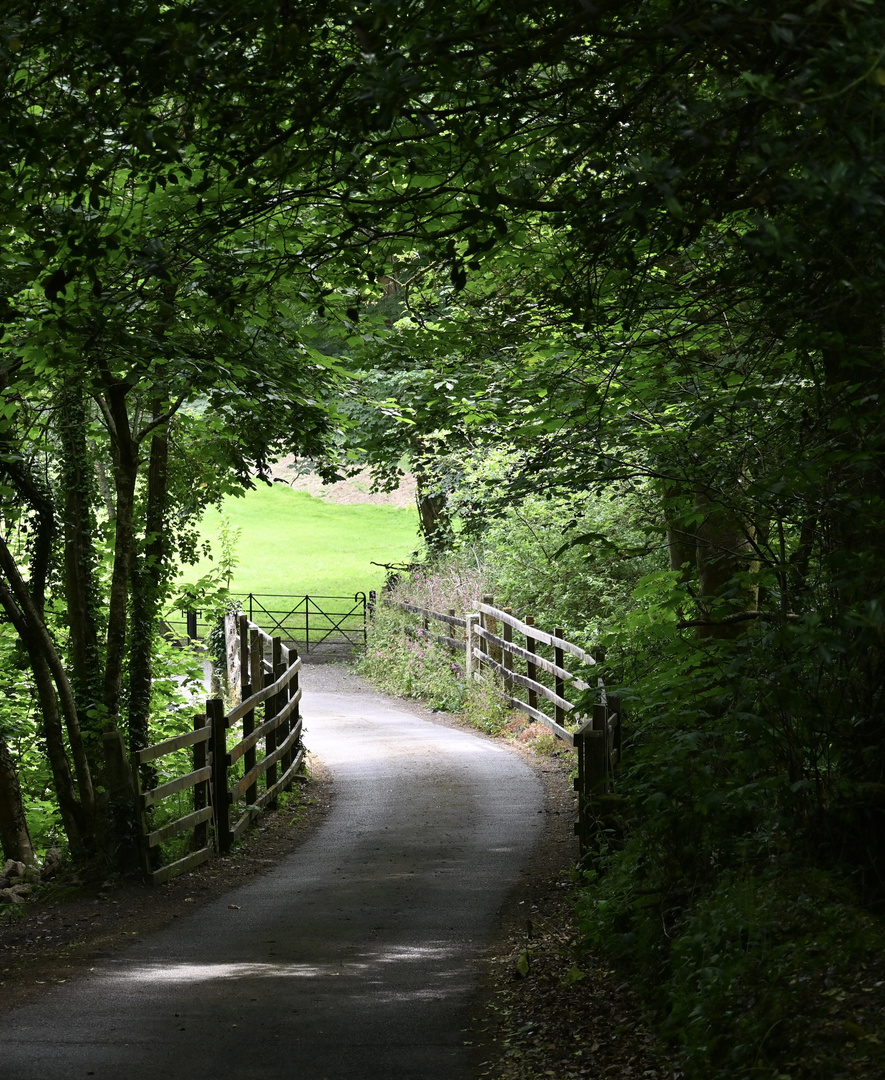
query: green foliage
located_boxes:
[143,634,207,742]
[0,8,884,1073]
[360,604,468,714]
[667,869,885,1078]
[458,676,516,738]
[580,863,885,1080]
[469,476,666,641]
[574,562,885,1077]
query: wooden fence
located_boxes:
[132,716,213,885]
[393,600,468,657]
[212,615,304,853]
[388,595,621,857]
[131,613,304,883]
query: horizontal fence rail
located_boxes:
[386,593,621,858]
[131,614,307,883]
[132,717,213,885]
[389,600,468,656]
[473,598,596,744]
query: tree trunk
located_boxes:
[58,385,104,732]
[100,383,140,727]
[0,582,91,857]
[0,529,96,825]
[128,404,170,754]
[414,464,452,553]
[693,489,759,639]
[0,732,35,867]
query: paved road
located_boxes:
[1,674,544,1079]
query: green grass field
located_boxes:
[178,483,420,599]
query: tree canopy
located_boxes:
[0,0,883,966]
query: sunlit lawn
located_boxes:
[178,482,420,599]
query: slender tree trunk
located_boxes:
[90,441,116,521]
[58,385,104,730]
[0,731,35,867]
[0,582,90,856]
[693,489,759,640]
[128,404,170,754]
[91,382,147,869]
[414,462,452,553]
[100,384,139,727]
[0,537,96,823]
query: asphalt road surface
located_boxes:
[1,672,544,1079]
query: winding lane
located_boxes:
[1,673,544,1079]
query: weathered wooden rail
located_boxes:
[212,615,304,852]
[387,594,622,857]
[392,600,467,655]
[132,613,304,883]
[132,717,213,885]
[472,598,595,742]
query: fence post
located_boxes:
[225,611,239,699]
[573,710,607,858]
[606,693,622,775]
[573,719,593,855]
[592,702,609,793]
[285,646,301,792]
[266,636,283,808]
[359,591,368,649]
[525,616,538,710]
[466,613,480,680]
[244,627,262,807]
[368,589,377,617]
[502,608,514,684]
[239,614,249,683]
[554,627,566,728]
[193,713,209,850]
[208,697,231,853]
[482,595,501,665]
[129,748,152,879]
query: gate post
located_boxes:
[208,698,231,853]
[284,646,301,792]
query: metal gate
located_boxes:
[168,592,374,655]
[234,593,369,654]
